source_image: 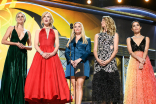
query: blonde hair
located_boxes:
[66,22,88,47]
[100,16,116,36]
[16,12,26,22]
[41,11,54,27]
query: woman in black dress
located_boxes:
[92,16,120,104]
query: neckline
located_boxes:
[14,28,27,41]
[43,28,51,39]
[131,36,145,47]
[75,37,82,44]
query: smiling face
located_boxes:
[42,13,52,26]
[131,22,142,33]
[16,13,25,24]
[74,23,82,35]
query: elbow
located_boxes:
[114,49,118,54]
[1,40,4,44]
[89,51,91,55]
[116,49,118,53]
[64,51,68,58]
[93,49,97,54]
[56,45,59,49]
[87,50,91,56]
[34,44,38,50]
[144,49,148,53]
[129,52,132,55]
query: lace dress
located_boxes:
[92,32,120,104]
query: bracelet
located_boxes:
[40,51,44,55]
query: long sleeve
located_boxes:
[80,38,91,62]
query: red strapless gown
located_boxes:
[24,28,72,104]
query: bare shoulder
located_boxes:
[35,29,41,33]
[95,33,99,38]
[53,29,59,37]
[8,26,14,31]
[114,32,119,37]
[127,37,131,42]
[26,30,31,35]
[53,29,58,33]
[145,36,149,40]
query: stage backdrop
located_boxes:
[0,0,156,102]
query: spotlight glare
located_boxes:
[87,0,91,4]
[118,0,122,3]
[145,0,149,2]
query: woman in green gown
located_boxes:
[0,12,32,104]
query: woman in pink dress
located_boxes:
[124,20,156,104]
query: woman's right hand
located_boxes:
[97,59,104,66]
[138,57,146,64]
[16,42,25,49]
[139,63,144,70]
[70,60,75,66]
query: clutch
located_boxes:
[74,63,84,77]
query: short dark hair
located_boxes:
[131,20,141,27]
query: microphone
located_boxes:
[73,43,76,47]
[70,23,73,29]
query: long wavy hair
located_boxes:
[66,22,88,47]
[100,16,116,36]
[41,11,54,27]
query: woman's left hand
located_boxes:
[73,58,82,68]
[102,60,110,66]
[45,52,54,59]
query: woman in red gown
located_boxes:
[24,11,72,104]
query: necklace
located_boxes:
[133,35,142,38]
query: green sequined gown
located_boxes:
[0,27,28,104]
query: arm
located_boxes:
[65,41,75,66]
[139,37,150,70]
[80,38,91,62]
[142,37,150,59]
[103,33,119,66]
[25,31,32,50]
[49,29,59,56]
[65,43,70,64]
[1,26,24,48]
[93,34,104,66]
[93,34,99,62]
[1,26,16,45]
[127,37,145,63]
[34,30,43,53]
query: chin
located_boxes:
[44,23,49,25]
[17,22,24,24]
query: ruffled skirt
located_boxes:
[92,70,120,104]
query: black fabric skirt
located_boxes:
[92,70,120,104]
